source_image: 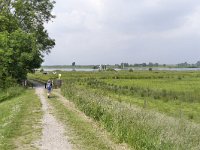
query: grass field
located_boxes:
[29,70,200,149]
[0,88,42,150]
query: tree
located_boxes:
[0,0,55,88]
[72,62,76,71]
[154,63,159,67]
[148,62,154,67]
[196,61,200,67]
[142,63,147,67]
[72,62,76,66]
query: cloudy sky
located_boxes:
[43,0,200,65]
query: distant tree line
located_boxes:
[0,0,55,88]
[115,62,166,68]
[177,61,200,68]
[114,61,200,69]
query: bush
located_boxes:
[106,68,117,72]
[129,68,133,72]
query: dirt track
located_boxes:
[35,87,72,150]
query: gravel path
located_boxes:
[36,87,72,150]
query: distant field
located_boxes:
[104,78,200,92]
[29,70,200,149]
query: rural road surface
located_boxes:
[35,82,72,150]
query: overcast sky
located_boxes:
[43,0,200,65]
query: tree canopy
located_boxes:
[0,0,55,88]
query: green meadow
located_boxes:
[29,70,200,149]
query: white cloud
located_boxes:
[43,0,200,65]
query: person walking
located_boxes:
[46,79,53,98]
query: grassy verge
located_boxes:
[0,89,42,150]
[61,83,200,150]
[84,86,200,123]
[0,86,25,103]
[48,93,125,150]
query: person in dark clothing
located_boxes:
[46,80,53,98]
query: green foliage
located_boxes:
[129,68,133,72]
[0,89,42,149]
[30,70,200,149]
[0,0,55,88]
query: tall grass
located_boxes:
[49,95,118,150]
[0,86,24,103]
[61,80,200,150]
